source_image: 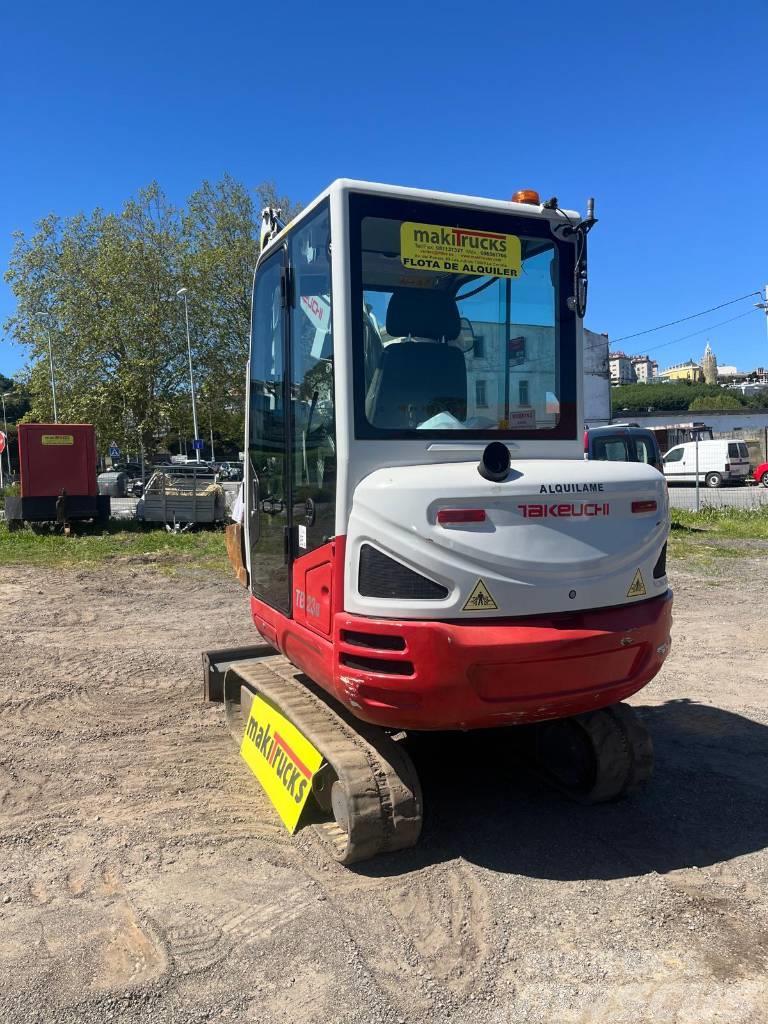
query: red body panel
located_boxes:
[249,538,673,731]
[752,461,768,483]
[19,423,98,498]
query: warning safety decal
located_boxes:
[627,569,647,599]
[462,579,499,612]
[240,694,324,833]
[400,222,522,279]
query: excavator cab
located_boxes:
[210,180,672,864]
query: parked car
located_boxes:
[751,461,768,487]
[584,424,663,473]
[112,461,142,478]
[218,461,244,481]
[662,439,751,488]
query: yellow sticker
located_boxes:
[627,569,647,598]
[41,434,74,446]
[240,693,324,833]
[400,222,522,279]
[462,579,499,612]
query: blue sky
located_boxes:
[2,0,766,377]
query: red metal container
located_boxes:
[18,423,98,498]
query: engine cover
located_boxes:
[344,459,669,619]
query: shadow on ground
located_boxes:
[361,699,768,881]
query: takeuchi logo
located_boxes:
[411,226,508,254]
[517,503,611,518]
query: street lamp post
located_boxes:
[1,393,11,476]
[33,313,58,423]
[176,288,200,463]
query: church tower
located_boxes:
[702,341,718,385]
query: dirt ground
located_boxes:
[1,554,767,1024]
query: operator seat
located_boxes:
[366,289,467,429]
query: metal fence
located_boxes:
[3,472,768,525]
[667,483,768,512]
[664,434,767,512]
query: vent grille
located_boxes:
[341,630,406,651]
[340,653,414,676]
[358,544,449,601]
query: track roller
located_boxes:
[532,702,654,804]
[222,653,422,865]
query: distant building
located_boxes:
[701,342,718,385]
[631,355,658,383]
[609,351,636,385]
[584,329,610,424]
[716,365,767,385]
[461,320,557,427]
[658,360,703,382]
[731,380,768,396]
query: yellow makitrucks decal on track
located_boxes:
[240,694,324,832]
[462,579,499,612]
[400,222,522,278]
[627,569,647,598]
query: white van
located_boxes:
[662,439,751,488]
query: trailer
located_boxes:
[140,467,226,526]
[204,180,672,864]
[5,423,109,529]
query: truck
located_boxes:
[647,421,713,454]
[204,180,672,864]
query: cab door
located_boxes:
[247,247,292,615]
[286,203,336,637]
[662,445,685,481]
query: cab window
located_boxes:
[664,447,684,463]
[592,437,630,461]
[635,437,657,465]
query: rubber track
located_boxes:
[224,654,422,865]
[534,703,654,804]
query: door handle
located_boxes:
[250,468,260,543]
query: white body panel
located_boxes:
[345,459,668,619]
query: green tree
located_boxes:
[0,375,30,423]
[4,185,186,456]
[612,381,747,414]
[179,177,300,448]
[3,176,299,458]
[689,393,744,411]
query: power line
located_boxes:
[643,309,761,354]
[586,305,762,354]
[612,291,762,343]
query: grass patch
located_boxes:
[668,507,768,573]
[0,521,230,574]
[671,506,768,540]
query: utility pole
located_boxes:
[176,288,200,462]
[1,393,11,476]
[756,285,768,343]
